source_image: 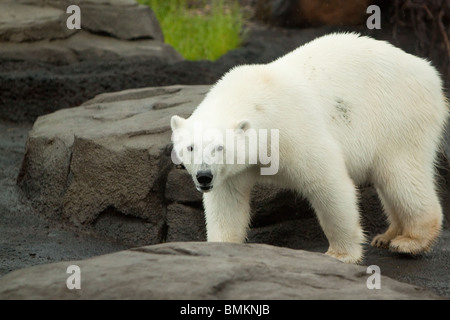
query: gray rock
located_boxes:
[0,0,179,64]
[45,0,139,8]
[166,204,206,242]
[250,184,314,227]
[165,169,202,204]
[41,0,164,41]
[0,242,441,299]
[0,2,75,42]
[79,3,164,41]
[92,206,164,245]
[18,85,210,245]
[0,31,182,64]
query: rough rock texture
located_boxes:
[9,0,163,41]
[0,242,441,300]
[76,2,164,41]
[0,3,75,42]
[0,121,133,277]
[18,85,209,245]
[0,31,181,65]
[0,0,181,64]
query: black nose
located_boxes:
[196,171,213,185]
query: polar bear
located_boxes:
[170,33,448,264]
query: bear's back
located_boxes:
[266,33,447,183]
[268,32,446,138]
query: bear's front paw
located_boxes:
[325,247,363,264]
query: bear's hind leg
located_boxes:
[389,202,442,254]
[373,157,443,255]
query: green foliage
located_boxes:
[138,0,245,61]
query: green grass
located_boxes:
[138,0,246,61]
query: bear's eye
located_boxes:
[187,145,194,152]
[216,145,223,152]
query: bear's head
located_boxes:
[170,114,253,193]
[170,65,280,193]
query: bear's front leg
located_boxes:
[202,176,254,243]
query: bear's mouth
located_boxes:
[196,185,213,193]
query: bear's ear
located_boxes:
[171,115,185,131]
[235,119,250,132]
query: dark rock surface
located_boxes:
[0,121,130,277]
[0,242,442,300]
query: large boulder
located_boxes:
[0,242,441,299]
[0,2,75,42]
[18,85,209,245]
[45,0,164,41]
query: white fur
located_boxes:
[171,33,448,264]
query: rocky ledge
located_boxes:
[0,242,441,299]
[0,0,182,64]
